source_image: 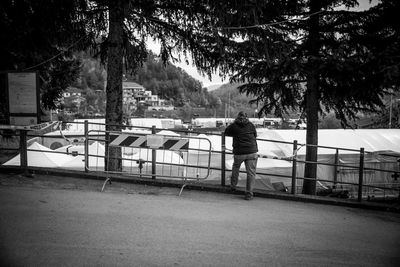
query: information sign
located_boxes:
[5,72,40,125]
[8,72,37,113]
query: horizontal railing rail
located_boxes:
[0,120,398,201]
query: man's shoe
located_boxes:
[244,194,253,200]
[230,186,237,193]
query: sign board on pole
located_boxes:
[146,134,165,148]
[0,72,40,125]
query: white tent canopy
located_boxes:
[156,130,180,136]
[59,142,185,172]
[59,142,106,170]
[257,129,400,155]
[4,142,73,168]
[55,141,105,155]
[62,118,181,133]
[255,129,400,190]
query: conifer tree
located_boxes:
[206,0,400,194]
[76,0,221,171]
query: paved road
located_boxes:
[0,174,399,266]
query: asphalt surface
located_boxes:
[0,173,399,267]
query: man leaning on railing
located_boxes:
[224,111,258,200]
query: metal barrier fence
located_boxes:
[84,128,212,194]
[0,120,399,201]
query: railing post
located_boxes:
[104,130,109,172]
[151,125,156,179]
[358,147,365,202]
[333,148,339,189]
[19,130,28,169]
[221,132,226,187]
[84,120,89,172]
[291,140,297,194]
[19,129,33,177]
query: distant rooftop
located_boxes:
[66,87,82,93]
[123,81,144,89]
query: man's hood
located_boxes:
[234,116,249,127]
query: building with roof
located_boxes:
[122,81,173,115]
[123,82,145,115]
[62,87,83,98]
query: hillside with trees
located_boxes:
[130,53,264,119]
[210,82,259,118]
[128,53,214,108]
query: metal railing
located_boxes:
[0,120,399,201]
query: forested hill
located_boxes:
[127,53,265,117]
[210,82,259,117]
[128,53,266,116]
[127,53,214,107]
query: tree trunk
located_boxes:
[302,0,321,195]
[303,75,319,194]
[105,1,125,171]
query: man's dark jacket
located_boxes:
[224,117,258,155]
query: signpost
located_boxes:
[0,71,40,125]
[0,71,40,177]
[6,72,40,125]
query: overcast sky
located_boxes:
[147,0,378,88]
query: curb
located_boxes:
[1,166,399,213]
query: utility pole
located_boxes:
[224,103,227,125]
[228,91,231,118]
[389,93,392,129]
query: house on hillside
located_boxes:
[62,87,83,98]
[61,87,86,115]
[123,82,144,115]
[122,81,173,115]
